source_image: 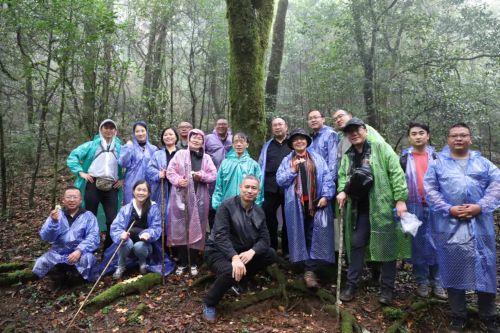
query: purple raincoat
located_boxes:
[118,121,158,204]
[166,129,217,250]
[204,128,232,169]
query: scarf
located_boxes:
[292,151,317,216]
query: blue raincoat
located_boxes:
[424,148,500,293]
[212,148,263,210]
[311,125,339,183]
[401,145,437,266]
[95,202,175,277]
[146,147,177,221]
[118,121,158,204]
[276,149,335,263]
[33,210,100,281]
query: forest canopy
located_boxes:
[0,0,498,214]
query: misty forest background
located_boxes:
[0,0,498,218]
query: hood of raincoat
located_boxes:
[188,129,206,151]
[225,148,251,161]
[131,120,150,145]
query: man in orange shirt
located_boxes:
[400,123,446,300]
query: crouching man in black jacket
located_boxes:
[202,175,276,322]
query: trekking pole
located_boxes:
[160,175,166,285]
[66,219,137,332]
[184,162,191,275]
[336,206,344,327]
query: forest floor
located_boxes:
[0,174,498,332]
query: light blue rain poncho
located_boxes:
[118,121,158,204]
[211,148,263,210]
[95,201,175,277]
[311,125,339,183]
[424,148,500,293]
[146,148,177,222]
[276,148,335,263]
[401,145,437,266]
[33,210,100,281]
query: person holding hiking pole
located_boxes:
[100,180,175,279]
[167,129,217,276]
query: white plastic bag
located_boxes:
[399,212,422,237]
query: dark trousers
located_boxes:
[346,211,396,292]
[208,208,216,230]
[203,248,276,306]
[263,191,288,254]
[448,288,496,320]
[84,181,118,249]
[176,246,199,267]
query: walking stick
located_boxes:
[336,206,344,327]
[66,219,137,332]
[160,175,166,285]
[183,162,191,274]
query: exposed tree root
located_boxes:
[191,273,215,287]
[324,304,358,333]
[0,262,29,273]
[85,273,161,310]
[224,288,283,312]
[127,303,147,324]
[0,268,37,286]
[384,299,446,333]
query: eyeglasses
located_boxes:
[448,134,470,139]
[332,114,348,121]
[64,195,80,200]
[308,116,323,120]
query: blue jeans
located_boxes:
[414,263,442,287]
[117,239,152,267]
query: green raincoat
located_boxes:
[211,148,263,210]
[337,136,410,262]
[66,134,124,207]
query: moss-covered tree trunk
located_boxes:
[226,0,274,157]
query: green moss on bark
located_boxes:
[0,268,37,285]
[86,273,161,310]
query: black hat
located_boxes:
[343,117,366,132]
[288,128,312,149]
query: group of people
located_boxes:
[31,112,498,332]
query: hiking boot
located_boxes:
[202,303,216,322]
[379,289,393,306]
[481,317,500,333]
[339,286,356,302]
[139,263,148,275]
[190,265,199,276]
[113,266,126,280]
[176,265,187,275]
[448,317,465,333]
[432,286,448,300]
[304,271,319,289]
[416,284,429,298]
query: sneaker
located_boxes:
[113,266,126,280]
[304,271,319,289]
[416,284,430,298]
[202,303,216,322]
[190,265,199,276]
[432,286,448,300]
[176,265,187,275]
[231,281,248,296]
[378,289,393,306]
[448,317,465,333]
[139,264,148,274]
[339,286,356,302]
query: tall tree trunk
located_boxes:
[29,30,55,208]
[265,0,288,117]
[99,0,114,120]
[16,28,35,125]
[351,0,378,128]
[51,64,66,207]
[169,32,175,126]
[83,21,98,137]
[0,83,7,218]
[226,0,274,156]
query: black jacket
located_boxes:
[205,196,271,260]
